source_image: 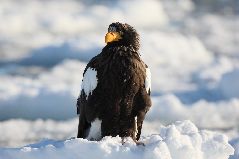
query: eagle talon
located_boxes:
[135,141,145,146]
[121,137,145,146]
[121,137,126,145]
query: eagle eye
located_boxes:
[108,26,117,32]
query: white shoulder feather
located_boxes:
[145,67,151,94]
[81,67,98,99]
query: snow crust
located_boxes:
[81,67,98,99]
[230,138,239,159]
[0,60,85,120]
[218,69,239,99]
[0,121,234,159]
[0,0,238,158]
[147,94,239,129]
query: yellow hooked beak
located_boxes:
[105,32,122,43]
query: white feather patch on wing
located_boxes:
[87,118,102,141]
[81,67,98,99]
[145,67,151,93]
[135,116,138,138]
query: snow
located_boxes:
[0,60,85,120]
[218,69,239,99]
[147,94,239,129]
[141,31,213,92]
[230,138,239,159]
[0,0,168,62]
[81,67,98,99]
[0,119,77,147]
[1,95,238,147]
[0,0,238,158]
[0,121,234,159]
[145,68,151,93]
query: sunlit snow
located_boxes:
[0,0,238,158]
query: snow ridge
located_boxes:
[0,121,234,159]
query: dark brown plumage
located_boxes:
[77,22,151,141]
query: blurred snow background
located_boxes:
[0,0,238,158]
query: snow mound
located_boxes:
[0,121,234,159]
[230,137,239,159]
[141,31,213,92]
[219,68,239,99]
[148,94,239,129]
[0,60,85,120]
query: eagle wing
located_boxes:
[77,57,100,139]
[135,65,152,140]
[76,57,99,114]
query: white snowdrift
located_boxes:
[141,31,213,92]
[147,94,239,129]
[0,59,238,126]
[0,0,238,157]
[0,119,77,147]
[0,0,168,61]
[230,138,239,159]
[0,121,234,159]
[219,69,239,99]
[0,60,85,120]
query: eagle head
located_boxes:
[105,22,140,51]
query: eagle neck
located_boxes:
[102,45,140,59]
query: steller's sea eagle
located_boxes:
[76,22,151,142]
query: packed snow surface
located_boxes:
[0,0,238,158]
[0,121,234,159]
